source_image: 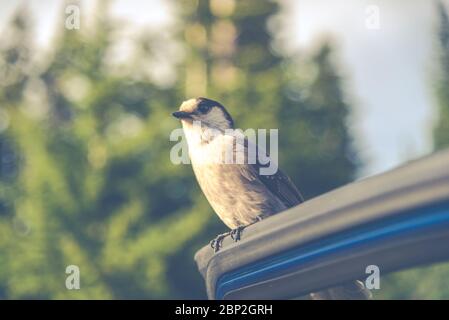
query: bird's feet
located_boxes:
[210,217,264,252]
[210,231,230,253]
[230,225,246,242]
[230,216,263,242]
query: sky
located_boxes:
[278,0,446,176]
[0,0,447,177]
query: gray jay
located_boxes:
[173,97,371,300]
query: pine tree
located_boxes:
[0,4,207,299]
[280,42,359,198]
[0,0,360,299]
[434,1,449,149]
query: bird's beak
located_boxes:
[172,111,192,119]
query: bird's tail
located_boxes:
[309,280,372,300]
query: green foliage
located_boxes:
[0,1,357,299]
[374,261,449,300]
[434,2,449,149]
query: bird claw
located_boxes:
[210,232,230,253]
[230,216,263,242]
[230,225,246,242]
[210,217,263,252]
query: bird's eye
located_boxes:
[198,103,211,114]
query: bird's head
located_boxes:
[172,97,234,131]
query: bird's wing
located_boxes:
[241,137,304,208]
[257,166,304,208]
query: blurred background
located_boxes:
[0,0,448,299]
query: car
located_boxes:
[195,149,449,299]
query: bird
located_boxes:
[172,97,371,300]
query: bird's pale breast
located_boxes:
[189,134,286,229]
